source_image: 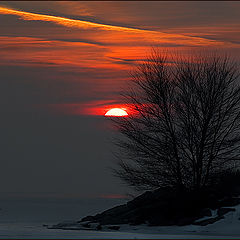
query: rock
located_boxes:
[129,217,146,226]
[127,187,175,209]
[85,189,209,226]
[193,216,224,226]
[96,224,102,230]
[127,191,153,208]
[87,222,101,229]
[77,189,240,227]
[147,213,176,226]
[217,207,235,217]
[79,204,130,225]
[176,217,197,226]
[99,204,128,217]
[51,221,76,228]
[81,222,91,228]
[219,198,240,207]
[79,215,95,222]
[107,225,120,230]
[199,208,212,218]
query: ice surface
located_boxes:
[0,197,239,239]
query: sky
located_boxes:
[0,1,240,200]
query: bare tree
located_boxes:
[112,50,240,193]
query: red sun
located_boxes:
[105,108,128,117]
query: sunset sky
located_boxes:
[1,1,240,199]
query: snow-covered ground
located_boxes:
[1,221,240,239]
[111,206,240,239]
[48,203,240,239]
[0,197,239,239]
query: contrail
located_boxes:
[0,6,155,33]
[0,6,225,46]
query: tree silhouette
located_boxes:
[113,50,240,193]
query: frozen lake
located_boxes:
[0,197,127,239]
[0,197,239,239]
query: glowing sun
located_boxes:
[105,108,128,117]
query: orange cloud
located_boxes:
[0,3,239,119]
[56,2,94,17]
[0,6,156,33]
[0,36,129,70]
[0,6,231,48]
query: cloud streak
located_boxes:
[0,6,155,33]
[0,6,228,47]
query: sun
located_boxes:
[105,108,128,117]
